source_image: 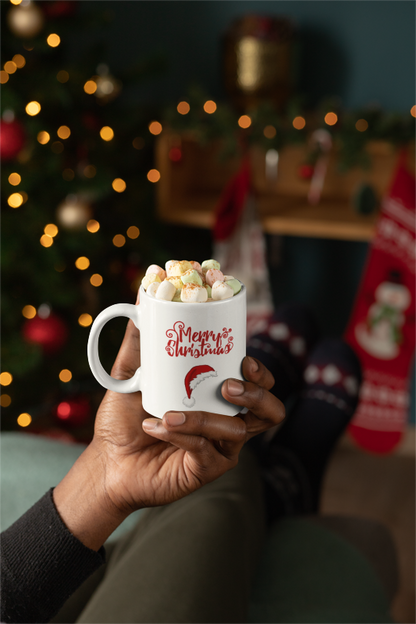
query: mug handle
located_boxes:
[87,303,142,394]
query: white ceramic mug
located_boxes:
[87,285,246,418]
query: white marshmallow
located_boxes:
[165,260,178,275]
[155,280,176,301]
[181,283,207,303]
[147,282,160,297]
[212,280,234,300]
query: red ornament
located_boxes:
[0,119,26,162]
[56,397,91,427]
[168,147,182,162]
[298,164,314,180]
[22,314,68,354]
[40,1,77,18]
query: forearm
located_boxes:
[0,489,105,624]
[53,441,129,551]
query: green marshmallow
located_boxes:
[201,259,220,273]
[204,284,212,298]
[181,269,203,286]
[225,278,241,295]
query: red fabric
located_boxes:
[213,160,251,241]
[344,154,416,453]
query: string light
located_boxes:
[0,372,13,386]
[25,101,41,116]
[22,304,36,319]
[203,100,217,114]
[8,172,21,186]
[127,225,140,239]
[0,72,9,84]
[355,119,368,132]
[78,313,93,327]
[113,234,126,247]
[59,369,72,382]
[44,223,58,237]
[83,165,96,178]
[133,137,144,149]
[263,125,276,138]
[177,101,190,115]
[75,256,90,270]
[17,413,32,427]
[112,178,126,192]
[0,395,11,408]
[149,121,162,135]
[84,80,97,94]
[4,61,17,74]
[100,126,114,141]
[147,169,160,183]
[90,273,103,287]
[51,141,64,153]
[411,105,416,118]
[10,0,23,5]
[324,112,338,126]
[87,219,100,233]
[37,131,50,144]
[238,115,251,129]
[57,125,71,139]
[20,191,28,204]
[292,116,306,130]
[40,234,53,247]
[12,54,25,68]
[62,168,74,180]
[57,70,69,83]
[47,34,61,48]
[8,193,23,208]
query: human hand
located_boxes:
[54,294,285,549]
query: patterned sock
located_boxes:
[263,338,362,522]
[247,302,320,403]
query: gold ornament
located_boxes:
[94,64,121,104]
[56,195,92,230]
[7,2,44,39]
[223,15,295,112]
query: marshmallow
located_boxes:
[225,278,241,295]
[181,283,208,303]
[147,282,160,297]
[155,279,176,301]
[168,260,193,277]
[204,284,212,298]
[190,261,202,272]
[165,260,178,275]
[212,280,234,300]
[146,264,166,281]
[205,269,224,287]
[142,273,161,291]
[181,269,203,287]
[201,259,220,274]
[166,276,183,302]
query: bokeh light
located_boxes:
[0,395,11,408]
[324,112,338,126]
[40,234,53,247]
[0,372,13,386]
[203,100,217,114]
[8,172,21,186]
[113,234,126,247]
[59,369,72,382]
[37,131,50,144]
[410,105,416,118]
[0,72,9,84]
[78,314,93,327]
[8,193,23,208]
[149,121,162,135]
[112,178,126,192]
[147,169,160,183]
[13,54,26,68]
[100,126,114,141]
[292,116,306,130]
[238,115,251,129]
[4,61,17,74]
[90,273,103,287]
[44,223,58,237]
[57,125,71,139]
[263,125,276,138]
[17,413,32,427]
[87,219,100,233]
[84,80,97,94]
[75,256,90,270]
[57,70,69,83]
[22,305,36,319]
[177,101,190,115]
[25,101,41,116]
[47,34,61,48]
[127,225,140,239]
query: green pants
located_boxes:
[52,446,266,624]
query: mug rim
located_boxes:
[140,282,245,306]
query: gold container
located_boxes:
[223,15,295,112]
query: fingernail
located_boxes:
[247,356,259,373]
[165,411,186,426]
[227,379,245,396]
[143,418,159,431]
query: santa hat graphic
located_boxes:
[183,365,217,408]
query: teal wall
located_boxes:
[81,1,415,419]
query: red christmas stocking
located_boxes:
[345,153,415,454]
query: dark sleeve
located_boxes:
[1,488,105,624]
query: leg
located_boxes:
[76,446,266,624]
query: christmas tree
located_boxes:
[1,0,166,440]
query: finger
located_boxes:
[110,291,141,381]
[142,410,246,459]
[221,379,285,438]
[242,356,275,391]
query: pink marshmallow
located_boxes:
[205,269,224,287]
[146,264,166,281]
